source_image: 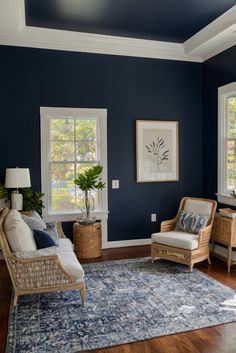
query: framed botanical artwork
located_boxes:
[136,120,179,182]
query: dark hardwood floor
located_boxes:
[1,245,236,353]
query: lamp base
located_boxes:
[11,191,23,210]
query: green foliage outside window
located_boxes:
[50,118,99,212]
[227,97,236,190]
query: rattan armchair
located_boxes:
[0,208,85,306]
[151,197,217,271]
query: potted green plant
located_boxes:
[74,165,105,224]
[21,188,45,215]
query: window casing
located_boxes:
[40,107,108,221]
[217,82,236,206]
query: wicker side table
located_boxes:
[73,222,102,259]
[211,214,236,272]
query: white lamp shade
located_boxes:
[5,168,31,188]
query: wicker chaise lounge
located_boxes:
[0,208,85,306]
[151,197,217,271]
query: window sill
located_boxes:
[216,193,236,207]
[42,211,109,223]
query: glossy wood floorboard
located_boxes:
[1,245,236,353]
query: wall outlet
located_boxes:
[151,213,156,222]
[112,180,119,189]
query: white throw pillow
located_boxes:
[21,213,60,245]
[184,199,212,216]
[21,211,46,231]
[4,209,37,252]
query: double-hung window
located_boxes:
[218,82,236,206]
[40,107,108,221]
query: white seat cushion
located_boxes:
[13,239,84,282]
[4,210,37,252]
[151,231,199,250]
[58,238,74,251]
[184,199,212,216]
[58,249,84,282]
[13,246,58,259]
[58,239,83,281]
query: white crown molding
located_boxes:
[0,0,202,62]
[0,0,235,62]
[184,5,236,59]
[0,26,203,62]
[0,0,201,62]
[201,36,236,61]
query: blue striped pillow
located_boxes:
[176,211,208,234]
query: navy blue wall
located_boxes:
[203,46,236,200]
[0,45,203,240]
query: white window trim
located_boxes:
[40,107,108,223]
[217,82,236,206]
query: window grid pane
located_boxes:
[50,162,77,212]
[49,118,99,212]
[227,97,236,138]
[226,138,236,191]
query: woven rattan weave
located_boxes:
[0,208,85,306]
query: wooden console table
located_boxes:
[73,222,101,259]
[211,214,236,272]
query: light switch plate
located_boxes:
[112,180,119,189]
[151,213,156,222]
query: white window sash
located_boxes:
[217,82,236,206]
[40,107,108,221]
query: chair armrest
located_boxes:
[56,221,67,239]
[8,254,75,289]
[161,218,177,232]
[198,225,212,248]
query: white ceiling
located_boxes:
[0,0,235,62]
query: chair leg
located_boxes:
[207,255,211,265]
[80,285,85,306]
[189,264,193,272]
[227,246,232,273]
[151,257,155,263]
[12,292,18,306]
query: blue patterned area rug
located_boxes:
[6,258,236,353]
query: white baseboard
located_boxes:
[102,238,151,249]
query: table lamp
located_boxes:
[5,168,31,210]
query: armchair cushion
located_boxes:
[176,211,208,234]
[13,246,58,259]
[45,221,59,245]
[58,238,74,251]
[33,229,56,249]
[22,211,46,231]
[151,231,199,250]
[184,199,212,216]
[22,212,60,245]
[58,249,84,281]
[4,210,37,252]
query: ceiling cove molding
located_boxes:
[0,26,203,62]
[184,5,236,52]
[0,0,201,62]
[0,0,235,63]
[184,5,236,58]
